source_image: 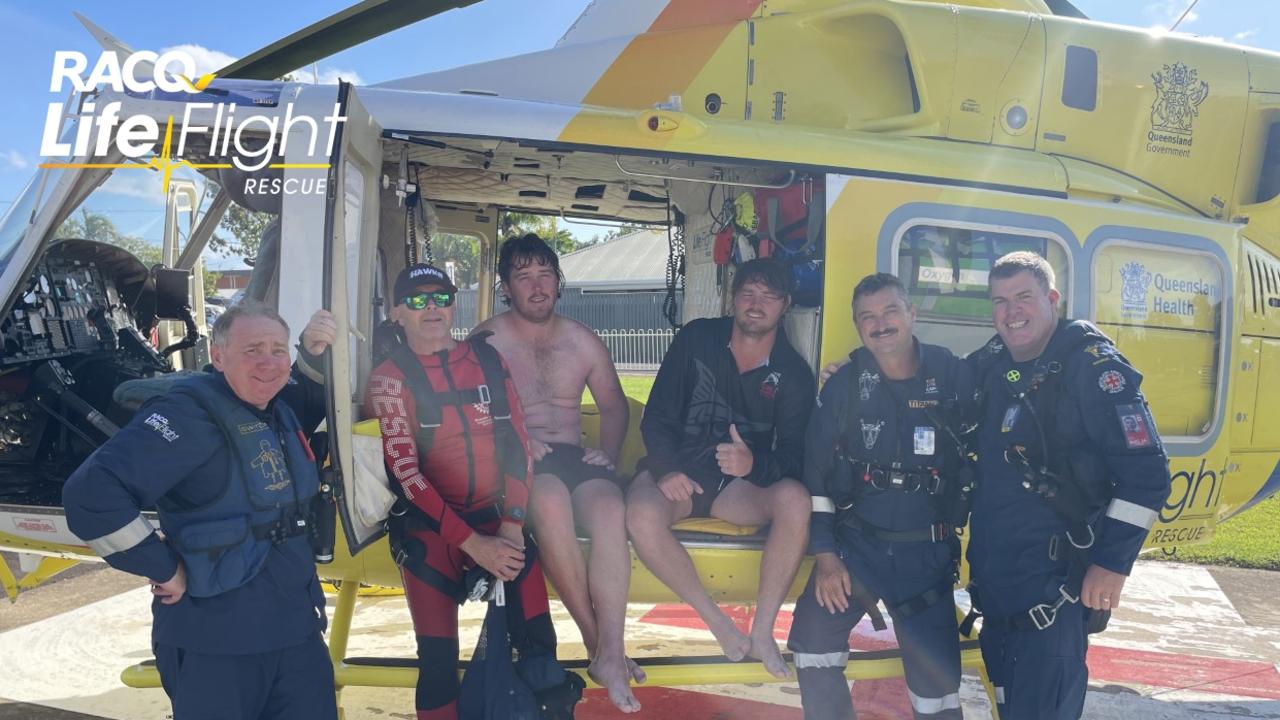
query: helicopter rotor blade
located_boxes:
[216,0,480,80]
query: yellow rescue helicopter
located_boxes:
[0,0,1277,706]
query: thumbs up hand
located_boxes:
[716,423,754,478]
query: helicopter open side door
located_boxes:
[320,82,388,557]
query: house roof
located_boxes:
[559,228,672,291]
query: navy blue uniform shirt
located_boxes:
[967,321,1171,612]
[64,357,329,655]
[804,340,975,555]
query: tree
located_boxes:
[57,209,221,296]
[429,233,481,288]
[501,212,577,255]
[209,194,274,261]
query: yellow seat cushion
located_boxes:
[671,518,762,536]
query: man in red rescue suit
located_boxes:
[365,263,554,720]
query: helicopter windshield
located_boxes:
[0,169,63,279]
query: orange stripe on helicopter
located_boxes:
[578,0,763,111]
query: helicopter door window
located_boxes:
[1062,46,1099,112]
[1256,121,1280,204]
[1092,241,1224,439]
[894,222,1069,355]
[344,160,366,389]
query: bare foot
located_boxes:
[625,656,647,684]
[588,655,642,713]
[749,633,793,679]
[709,617,752,662]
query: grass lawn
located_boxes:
[1151,493,1280,570]
[593,374,1278,570]
[585,374,656,405]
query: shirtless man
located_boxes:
[472,233,643,713]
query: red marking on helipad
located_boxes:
[576,686,801,719]
[1088,644,1280,700]
[638,604,1280,704]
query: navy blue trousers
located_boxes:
[979,600,1089,720]
[787,535,962,720]
[155,631,337,720]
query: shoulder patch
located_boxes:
[144,413,180,442]
[1115,402,1155,449]
[1098,370,1126,394]
[1083,342,1120,365]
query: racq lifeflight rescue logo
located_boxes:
[38,50,346,197]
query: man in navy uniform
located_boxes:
[967,251,1171,719]
[64,301,339,720]
[788,273,974,719]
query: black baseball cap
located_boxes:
[394,263,458,305]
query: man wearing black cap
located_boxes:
[365,263,562,720]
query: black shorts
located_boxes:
[636,458,733,519]
[533,442,619,492]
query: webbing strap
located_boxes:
[387,530,466,604]
[841,512,950,544]
[891,578,955,620]
[848,572,887,632]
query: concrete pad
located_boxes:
[0,560,1277,719]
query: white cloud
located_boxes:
[1144,0,1198,28]
[159,44,238,76]
[98,170,168,204]
[2,149,28,170]
[1233,29,1260,43]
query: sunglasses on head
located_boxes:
[403,291,455,310]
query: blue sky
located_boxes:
[0,0,1275,267]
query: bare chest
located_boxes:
[497,335,588,405]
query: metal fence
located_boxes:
[453,287,680,331]
[452,327,674,372]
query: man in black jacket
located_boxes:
[626,258,815,679]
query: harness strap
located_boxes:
[890,578,956,620]
[847,571,887,632]
[841,511,953,544]
[390,504,503,536]
[387,531,467,604]
[383,333,528,522]
[850,461,945,494]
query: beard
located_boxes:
[511,293,557,322]
[734,312,780,338]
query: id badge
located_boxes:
[1001,404,1021,433]
[913,426,936,455]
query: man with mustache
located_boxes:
[788,273,974,719]
[472,233,642,713]
[966,251,1171,719]
[627,257,814,679]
